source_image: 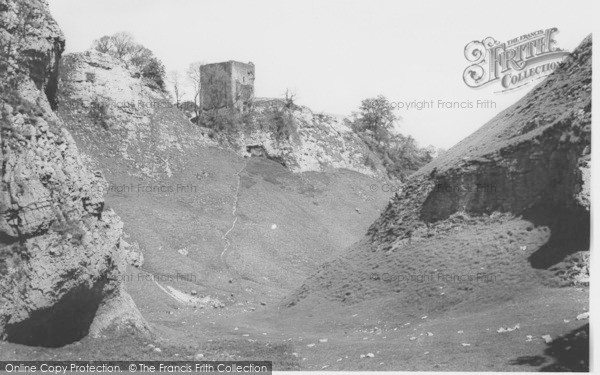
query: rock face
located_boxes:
[0,0,146,347]
[374,35,591,268]
[0,0,64,109]
[236,100,386,177]
[58,50,216,180]
[286,36,591,311]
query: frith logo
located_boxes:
[463,28,570,92]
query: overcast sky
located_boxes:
[49,0,593,149]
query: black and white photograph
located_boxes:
[0,0,596,372]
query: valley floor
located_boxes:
[1,285,588,371]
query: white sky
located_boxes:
[48,0,593,149]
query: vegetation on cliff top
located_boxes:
[348,95,433,180]
[92,32,166,90]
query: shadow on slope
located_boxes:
[524,204,590,269]
[509,324,589,372]
[3,281,106,348]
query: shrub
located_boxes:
[363,153,377,170]
[283,89,298,110]
[89,97,111,129]
[141,56,166,90]
[270,106,298,141]
[196,90,298,143]
[199,108,242,134]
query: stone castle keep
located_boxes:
[200,61,255,111]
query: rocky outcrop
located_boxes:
[58,50,214,180]
[0,0,64,109]
[58,53,388,179]
[235,100,387,177]
[286,35,591,311]
[0,0,146,347]
[371,35,591,266]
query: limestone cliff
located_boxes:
[58,50,215,180]
[0,0,146,347]
[235,99,387,177]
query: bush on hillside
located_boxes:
[89,96,111,129]
[268,105,298,141]
[350,95,432,180]
[197,92,299,143]
[140,56,166,90]
[198,108,242,134]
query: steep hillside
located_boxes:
[0,0,145,348]
[56,51,393,311]
[287,35,591,313]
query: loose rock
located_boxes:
[542,335,553,344]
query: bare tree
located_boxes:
[92,32,136,61]
[168,70,184,108]
[187,61,203,120]
[93,35,112,54]
[283,89,297,109]
[186,62,233,120]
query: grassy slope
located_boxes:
[417,35,592,177]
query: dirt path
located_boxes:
[220,161,248,278]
